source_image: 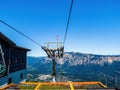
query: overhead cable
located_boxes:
[64,0,74,46]
[0,20,42,47]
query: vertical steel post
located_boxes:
[52,58,56,81]
[52,51,56,82]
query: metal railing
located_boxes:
[0,81,107,90]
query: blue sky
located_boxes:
[0,0,120,56]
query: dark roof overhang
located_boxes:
[0,32,30,51]
[15,46,31,51]
[0,32,16,46]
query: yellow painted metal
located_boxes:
[41,82,68,85]
[0,83,13,90]
[72,81,99,84]
[20,81,108,89]
[0,81,107,89]
[69,82,74,90]
[34,83,41,90]
[98,82,107,88]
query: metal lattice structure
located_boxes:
[42,42,64,81]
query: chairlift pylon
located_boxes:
[42,42,64,81]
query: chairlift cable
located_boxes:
[64,0,74,46]
[0,20,42,47]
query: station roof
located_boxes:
[0,32,30,51]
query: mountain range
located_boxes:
[27,52,120,88]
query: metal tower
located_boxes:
[42,42,64,81]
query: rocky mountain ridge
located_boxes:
[27,52,120,88]
[28,52,120,66]
[58,52,120,66]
